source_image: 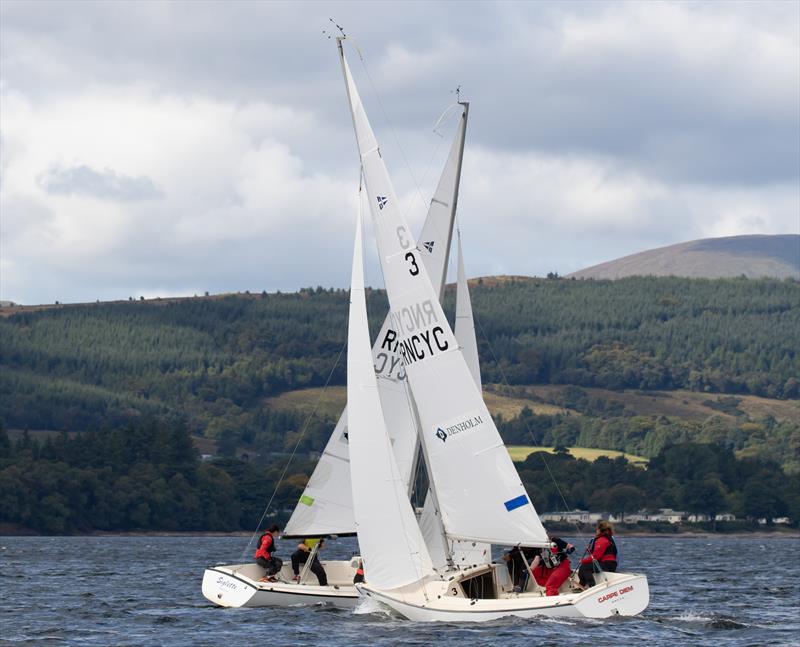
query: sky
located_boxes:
[1,0,798,305]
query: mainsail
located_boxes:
[283,73,469,539]
[419,232,492,568]
[340,42,549,548]
[346,194,435,589]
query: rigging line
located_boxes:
[471,298,587,542]
[240,336,348,561]
[349,42,443,222]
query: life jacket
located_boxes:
[353,565,365,584]
[540,540,568,569]
[254,532,276,560]
[588,535,617,562]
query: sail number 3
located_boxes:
[405,252,420,276]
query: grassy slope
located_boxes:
[264,386,569,420]
[507,445,648,465]
[266,384,799,425]
[494,384,800,423]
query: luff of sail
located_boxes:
[346,193,435,590]
[283,91,469,541]
[340,44,548,548]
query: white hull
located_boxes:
[202,561,358,609]
[358,566,649,622]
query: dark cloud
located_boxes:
[37,164,163,201]
[2,1,797,188]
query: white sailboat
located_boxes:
[338,36,650,622]
[201,77,471,609]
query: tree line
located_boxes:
[519,442,799,526]
[0,420,311,534]
[1,420,796,533]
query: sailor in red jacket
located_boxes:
[254,524,283,582]
[530,536,575,596]
[578,520,618,589]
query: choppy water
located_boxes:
[1,535,798,646]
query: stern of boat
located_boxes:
[573,573,649,618]
[202,565,259,608]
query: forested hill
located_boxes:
[0,276,797,439]
[569,234,800,280]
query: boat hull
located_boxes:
[202,562,359,609]
[358,571,649,622]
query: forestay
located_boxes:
[340,45,549,548]
[346,197,435,590]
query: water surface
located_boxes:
[1,535,798,646]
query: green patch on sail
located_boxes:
[299,494,315,507]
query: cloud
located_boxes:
[0,85,358,304]
[37,164,163,201]
[0,1,797,304]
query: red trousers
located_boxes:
[532,559,571,596]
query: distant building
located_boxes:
[686,512,737,523]
[541,510,603,524]
[545,509,744,525]
[609,509,686,524]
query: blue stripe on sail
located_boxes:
[504,495,529,512]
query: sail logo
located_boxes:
[377,196,388,210]
[434,412,484,444]
[423,241,435,253]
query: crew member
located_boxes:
[530,536,575,596]
[578,520,618,589]
[291,538,328,586]
[254,524,283,582]
[353,560,365,584]
[503,545,538,593]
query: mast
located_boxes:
[418,103,470,568]
[437,101,469,301]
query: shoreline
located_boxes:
[1,529,798,538]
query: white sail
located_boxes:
[340,45,548,548]
[454,231,481,389]
[282,411,355,537]
[347,196,435,589]
[420,216,494,567]
[283,100,469,541]
[418,104,468,299]
[419,233,490,568]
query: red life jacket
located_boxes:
[254,532,275,560]
[588,535,617,563]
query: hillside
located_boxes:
[569,234,799,280]
[1,276,798,470]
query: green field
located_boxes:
[265,386,567,419]
[507,445,649,465]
